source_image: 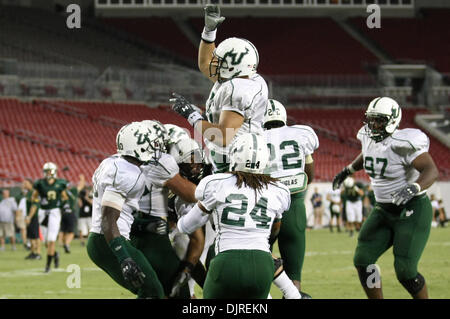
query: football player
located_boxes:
[166,137,212,298]
[87,121,165,298]
[332,97,439,299]
[340,177,364,237]
[26,162,70,273]
[59,174,85,254]
[177,133,290,299]
[263,99,318,294]
[129,121,198,298]
[326,187,343,233]
[170,4,268,173]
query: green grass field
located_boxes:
[1,227,449,299]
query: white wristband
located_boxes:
[187,111,204,127]
[412,183,421,192]
[201,27,216,43]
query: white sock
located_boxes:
[273,271,301,299]
[267,293,272,299]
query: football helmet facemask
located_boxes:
[263,99,287,129]
[169,138,205,184]
[229,133,269,174]
[209,37,259,83]
[116,120,166,163]
[43,162,58,180]
[364,97,402,142]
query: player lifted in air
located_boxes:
[87,121,166,298]
[177,133,290,299]
[170,4,268,173]
[332,97,439,299]
[263,99,318,297]
[26,162,70,273]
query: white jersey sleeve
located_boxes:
[391,128,430,165]
[195,173,231,212]
[91,156,146,239]
[101,160,141,198]
[273,182,291,219]
[141,153,179,188]
[291,125,319,156]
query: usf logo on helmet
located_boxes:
[365,97,402,142]
[116,121,166,163]
[210,37,259,82]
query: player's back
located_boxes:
[196,173,290,254]
[264,125,319,179]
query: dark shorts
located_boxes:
[60,212,76,233]
[27,216,40,239]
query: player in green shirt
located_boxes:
[27,162,71,273]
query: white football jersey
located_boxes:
[357,126,430,203]
[204,74,268,172]
[90,155,146,240]
[263,125,319,178]
[140,153,179,218]
[195,173,290,254]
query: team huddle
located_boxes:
[26,5,439,299]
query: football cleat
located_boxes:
[300,291,312,299]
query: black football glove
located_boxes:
[204,4,225,31]
[332,166,352,190]
[120,257,146,290]
[169,260,194,298]
[170,93,203,127]
[391,183,420,206]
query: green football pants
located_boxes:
[86,232,165,298]
[130,230,191,299]
[277,192,306,282]
[353,194,432,281]
[203,249,274,299]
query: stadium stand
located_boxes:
[349,9,450,72]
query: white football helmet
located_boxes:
[263,99,287,128]
[343,177,355,189]
[365,97,402,142]
[116,121,166,163]
[43,162,57,179]
[229,133,269,174]
[164,124,191,146]
[169,138,203,164]
[210,37,259,82]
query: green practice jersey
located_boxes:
[34,178,68,209]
